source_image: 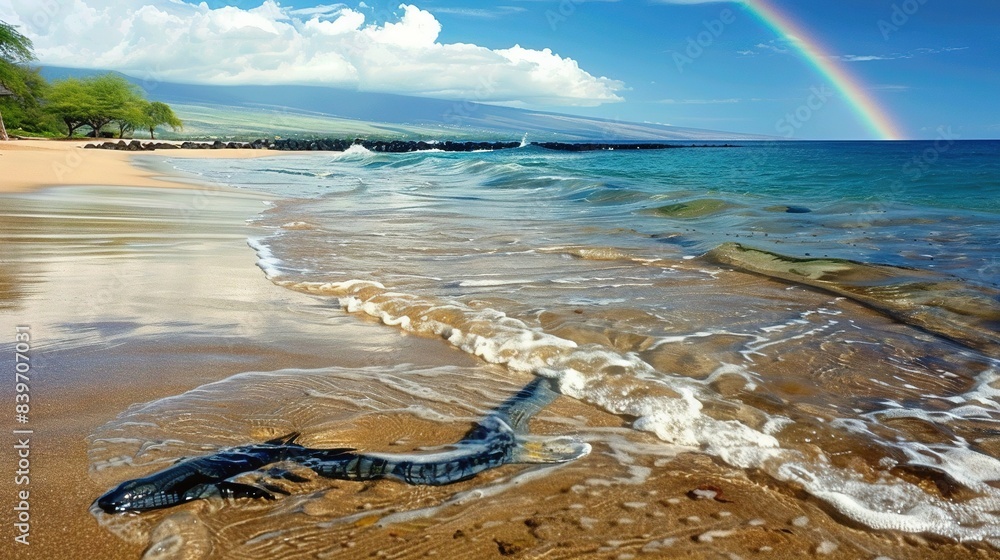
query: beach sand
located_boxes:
[0,139,990,559]
[0,139,277,193]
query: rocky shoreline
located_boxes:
[84,138,738,153]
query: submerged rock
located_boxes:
[653,199,734,219]
[765,205,812,214]
[705,242,1000,354]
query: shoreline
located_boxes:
[0,174,485,558]
[0,141,992,559]
[0,138,284,193]
[81,138,740,153]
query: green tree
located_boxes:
[0,21,33,65]
[45,73,147,138]
[43,78,91,137]
[0,66,59,135]
[82,74,145,137]
[141,101,183,139]
[0,21,36,140]
[113,98,147,138]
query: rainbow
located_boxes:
[745,0,905,140]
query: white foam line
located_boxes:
[247,237,284,278]
[746,327,827,354]
[276,276,781,457]
[252,243,1000,545]
[647,330,744,351]
[459,279,535,287]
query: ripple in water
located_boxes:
[89,365,599,557]
[156,144,1000,547]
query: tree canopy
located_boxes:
[0,21,34,98]
[44,74,183,138]
[2,20,182,139]
[1,21,36,139]
[142,101,183,139]
[43,77,91,137]
[0,21,33,65]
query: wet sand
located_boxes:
[0,140,992,559]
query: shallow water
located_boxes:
[94,141,1000,548]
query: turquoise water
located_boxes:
[172,140,1000,284]
[146,140,1000,544]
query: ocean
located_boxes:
[96,140,1000,549]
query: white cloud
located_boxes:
[0,0,624,107]
[288,4,349,18]
[837,54,895,62]
[832,47,968,63]
[870,84,911,92]
[742,39,969,64]
[430,7,527,19]
[754,39,796,53]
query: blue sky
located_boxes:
[360,0,998,140]
[2,0,996,139]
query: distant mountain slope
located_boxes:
[41,67,768,141]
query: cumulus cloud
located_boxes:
[0,0,624,106]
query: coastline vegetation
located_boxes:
[0,20,181,140]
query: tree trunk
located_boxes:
[63,118,78,138]
[87,119,111,139]
[149,127,155,140]
[0,110,8,141]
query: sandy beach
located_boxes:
[0,139,282,193]
[0,139,991,559]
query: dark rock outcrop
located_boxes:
[83,139,736,153]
